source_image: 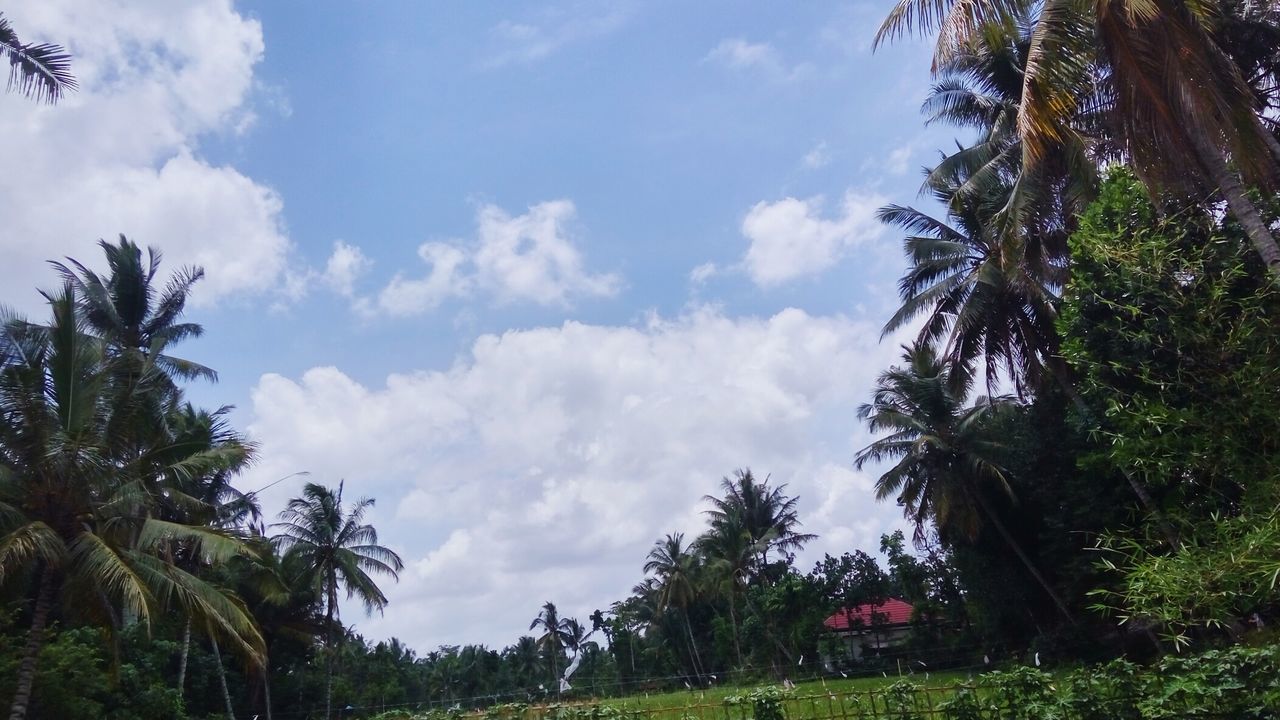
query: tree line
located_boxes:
[4,0,1280,717]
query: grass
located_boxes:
[588,672,970,717]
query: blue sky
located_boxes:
[1,1,959,650]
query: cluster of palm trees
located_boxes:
[622,470,814,676]
[0,238,401,720]
[853,0,1280,627]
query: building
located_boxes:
[822,598,916,661]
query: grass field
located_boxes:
[585,672,971,720]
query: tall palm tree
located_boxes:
[702,470,815,574]
[53,235,216,384]
[876,0,1280,280]
[854,343,1074,622]
[879,159,1063,396]
[643,533,705,677]
[695,520,752,667]
[528,601,573,690]
[0,12,75,104]
[271,482,404,720]
[0,286,264,720]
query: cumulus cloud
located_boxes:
[0,1,291,311]
[322,241,372,297]
[244,307,911,650]
[358,200,620,317]
[740,190,887,287]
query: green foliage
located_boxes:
[1092,512,1280,647]
[723,685,790,720]
[1061,169,1280,519]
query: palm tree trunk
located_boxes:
[970,488,1075,624]
[728,594,743,668]
[261,663,273,720]
[177,619,191,697]
[683,611,704,679]
[7,570,56,720]
[211,637,237,720]
[326,582,337,720]
[1189,125,1280,280]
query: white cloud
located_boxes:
[689,262,718,285]
[740,190,887,287]
[0,1,292,311]
[706,38,781,71]
[885,142,919,176]
[482,5,634,69]
[322,241,372,297]
[803,141,831,169]
[357,200,620,317]
[244,307,912,650]
[704,38,812,81]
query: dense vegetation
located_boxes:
[3,0,1280,718]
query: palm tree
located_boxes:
[878,159,1063,396]
[695,521,751,667]
[643,533,705,677]
[854,343,1074,622]
[505,636,542,688]
[702,470,815,575]
[53,235,216,384]
[876,0,1280,280]
[0,286,264,720]
[528,601,573,690]
[272,482,404,720]
[0,12,75,104]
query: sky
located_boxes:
[0,1,961,652]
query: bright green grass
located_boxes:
[596,672,970,717]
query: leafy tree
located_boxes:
[0,12,75,104]
[272,482,403,720]
[855,343,1073,622]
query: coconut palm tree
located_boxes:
[53,235,216,384]
[272,482,404,720]
[643,533,705,677]
[0,12,75,104]
[854,343,1074,622]
[876,0,1280,280]
[702,470,815,575]
[879,160,1063,396]
[0,286,264,720]
[528,601,573,690]
[695,519,752,667]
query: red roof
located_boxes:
[823,598,915,630]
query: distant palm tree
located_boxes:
[703,469,815,574]
[695,519,752,667]
[0,12,75,104]
[854,343,1073,622]
[643,533,705,677]
[505,636,542,687]
[528,601,573,690]
[272,482,404,720]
